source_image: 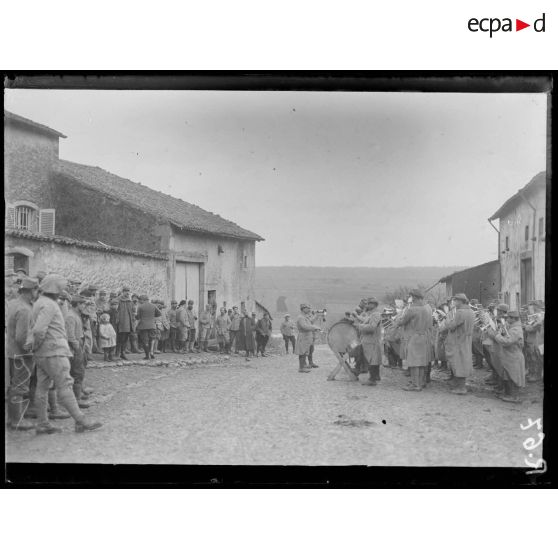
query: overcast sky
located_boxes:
[5,89,547,268]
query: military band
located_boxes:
[318,288,543,403]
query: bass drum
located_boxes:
[327,321,360,354]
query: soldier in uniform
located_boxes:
[470,299,484,369]
[485,303,509,393]
[64,294,90,409]
[6,277,39,430]
[229,306,241,354]
[168,300,179,352]
[136,295,162,359]
[524,300,544,382]
[398,289,433,391]
[215,307,231,354]
[487,310,526,403]
[30,274,102,434]
[438,293,475,395]
[295,304,321,373]
[198,304,212,352]
[355,297,382,386]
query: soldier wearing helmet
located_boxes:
[28,274,102,434]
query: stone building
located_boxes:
[5,110,264,312]
[439,260,500,306]
[488,171,546,310]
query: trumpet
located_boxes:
[526,312,545,326]
[497,317,509,336]
[432,308,446,325]
[475,310,497,332]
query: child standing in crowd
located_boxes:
[98,313,117,361]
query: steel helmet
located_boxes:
[39,274,68,295]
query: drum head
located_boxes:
[327,321,359,353]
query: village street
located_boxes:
[6,344,543,467]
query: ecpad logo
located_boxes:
[468,13,546,37]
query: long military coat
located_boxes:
[236,316,256,352]
[117,295,136,333]
[295,313,318,356]
[439,307,475,377]
[397,302,433,367]
[358,309,382,366]
[494,320,526,387]
[435,326,447,361]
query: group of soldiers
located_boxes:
[342,289,544,402]
[6,273,103,434]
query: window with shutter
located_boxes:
[39,209,56,235]
[5,255,15,273]
[5,204,15,228]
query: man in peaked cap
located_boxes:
[438,293,475,395]
[6,277,39,430]
[355,297,383,386]
[280,313,296,354]
[399,289,433,391]
[487,310,526,402]
[65,294,90,409]
[524,300,544,382]
[295,304,321,372]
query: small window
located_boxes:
[15,205,36,231]
[525,225,529,242]
[13,254,29,275]
[505,236,509,250]
[539,217,544,238]
[243,255,248,268]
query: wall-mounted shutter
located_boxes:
[5,204,15,228]
[39,209,56,235]
[5,255,15,273]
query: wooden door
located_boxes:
[520,258,533,306]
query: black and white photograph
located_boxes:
[4,76,550,475]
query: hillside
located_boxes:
[255,265,464,324]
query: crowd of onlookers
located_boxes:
[5,268,302,435]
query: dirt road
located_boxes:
[6,345,543,466]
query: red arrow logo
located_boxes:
[516,19,530,31]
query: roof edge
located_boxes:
[5,110,67,138]
[5,228,168,261]
[489,171,546,221]
[439,259,499,283]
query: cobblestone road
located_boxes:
[6,345,543,466]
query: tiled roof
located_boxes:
[5,228,168,260]
[439,260,498,283]
[54,160,264,241]
[4,110,67,138]
[489,171,546,221]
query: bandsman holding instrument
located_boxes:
[470,299,485,369]
[480,302,500,385]
[295,304,321,373]
[486,310,526,403]
[433,303,449,372]
[398,289,433,392]
[354,297,382,386]
[524,300,544,383]
[438,293,475,395]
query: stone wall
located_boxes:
[170,230,257,312]
[52,175,164,254]
[4,123,59,209]
[498,185,546,309]
[5,236,170,300]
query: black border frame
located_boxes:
[3,71,555,488]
